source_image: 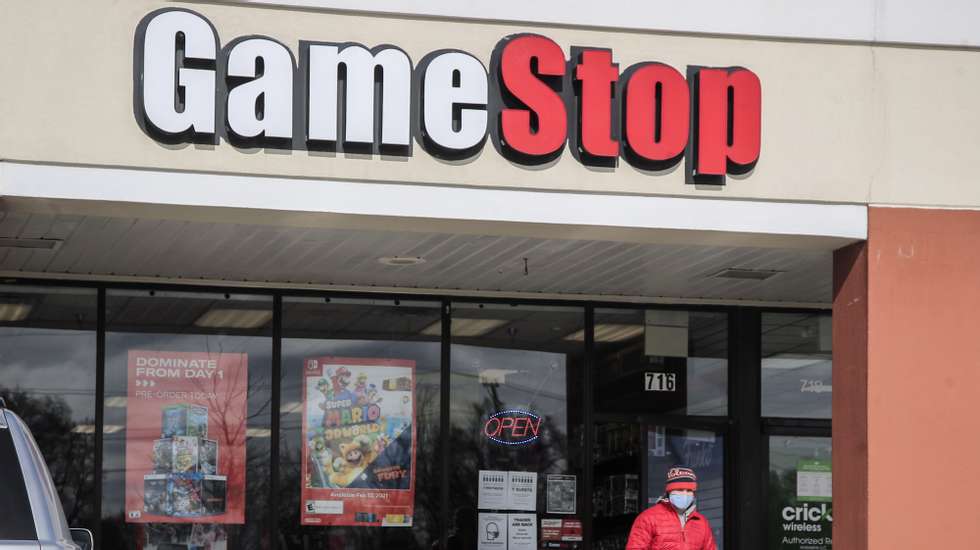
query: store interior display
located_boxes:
[592,423,645,548]
[143,404,227,519]
[142,523,228,550]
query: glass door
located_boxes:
[591,308,729,550]
[644,426,725,547]
[592,422,725,550]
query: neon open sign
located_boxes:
[484,410,543,445]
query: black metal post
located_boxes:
[270,294,282,550]
[582,305,595,550]
[728,308,762,550]
[439,300,452,550]
[93,287,106,547]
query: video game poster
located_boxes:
[301,356,416,527]
[124,350,248,529]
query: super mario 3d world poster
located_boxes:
[301,357,416,527]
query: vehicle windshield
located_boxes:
[0,411,38,541]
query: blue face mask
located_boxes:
[669,492,695,511]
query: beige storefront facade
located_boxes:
[1,1,979,549]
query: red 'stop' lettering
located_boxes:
[498,35,568,159]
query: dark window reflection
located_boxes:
[448,303,585,548]
[101,290,273,550]
[762,313,832,419]
[0,285,97,532]
[279,297,441,550]
[594,309,728,416]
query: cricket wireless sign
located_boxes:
[135,9,762,183]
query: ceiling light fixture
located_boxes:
[104,397,128,408]
[565,324,645,342]
[71,424,124,434]
[478,369,521,385]
[194,309,273,329]
[421,318,509,337]
[0,238,64,250]
[0,303,32,322]
[378,256,426,266]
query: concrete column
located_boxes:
[833,207,980,550]
[832,239,868,550]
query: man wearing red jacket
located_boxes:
[626,466,717,550]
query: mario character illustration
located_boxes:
[308,434,332,477]
[372,433,392,455]
[316,377,334,401]
[330,366,355,402]
[325,435,378,486]
[354,373,369,405]
[316,378,336,426]
[365,383,382,404]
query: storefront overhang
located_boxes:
[1,162,863,307]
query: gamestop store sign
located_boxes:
[135,9,761,184]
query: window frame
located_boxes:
[760,309,833,550]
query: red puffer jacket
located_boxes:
[625,500,717,550]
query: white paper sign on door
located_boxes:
[796,460,832,502]
[507,514,537,550]
[478,513,507,550]
[507,471,537,511]
[478,470,509,510]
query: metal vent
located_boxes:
[378,256,426,266]
[0,238,63,250]
[710,268,783,281]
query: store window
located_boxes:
[279,297,442,550]
[594,309,728,416]
[768,436,832,550]
[101,290,273,550]
[449,303,585,550]
[0,285,98,532]
[762,313,832,419]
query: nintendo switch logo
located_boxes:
[483,410,543,445]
